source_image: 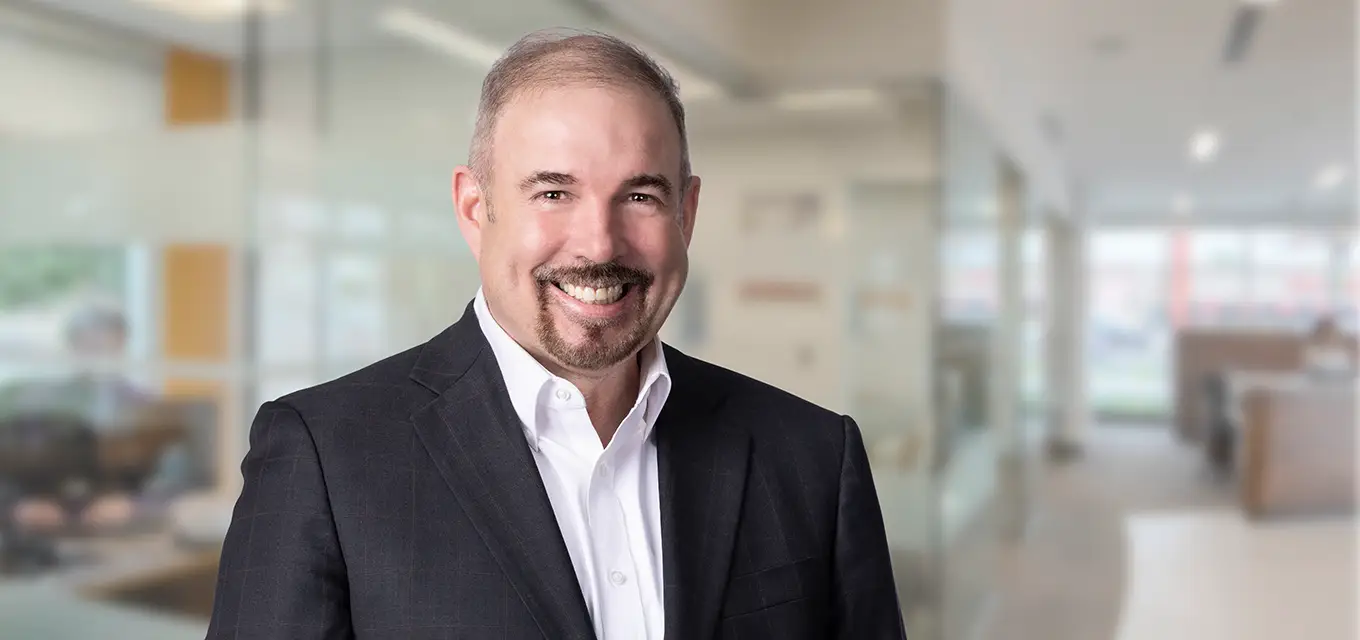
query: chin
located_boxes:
[538,301,655,372]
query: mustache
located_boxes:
[533,261,654,288]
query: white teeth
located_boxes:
[561,283,624,304]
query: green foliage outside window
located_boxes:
[0,246,125,310]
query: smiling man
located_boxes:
[207,29,905,640]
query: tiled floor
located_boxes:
[987,425,1357,640]
[1116,510,1357,640]
[987,426,1236,640]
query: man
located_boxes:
[0,304,190,532]
[1301,313,1355,375]
[208,29,905,639]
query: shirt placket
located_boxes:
[587,440,649,638]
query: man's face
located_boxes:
[71,326,127,359]
[454,84,699,374]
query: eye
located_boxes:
[627,193,659,204]
[539,190,567,201]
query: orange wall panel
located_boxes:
[164,47,230,125]
[160,244,231,363]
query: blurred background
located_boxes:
[0,0,1355,638]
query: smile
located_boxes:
[553,282,630,305]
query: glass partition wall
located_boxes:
[934,87,1010,640]
[0,2,253,489]
[0,5,253,636]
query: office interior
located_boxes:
[0,0,1354,638]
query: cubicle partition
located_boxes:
[1173,328,1357,441]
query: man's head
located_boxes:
[453,29,700,376]
[1312,314,1341,341]
[65,304,129,358]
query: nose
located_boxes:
[570,199,623,263]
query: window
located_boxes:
[1246,230,1333,329]
[0,244,137,378]
[1186,231,1249,326]
[1086,225,1354,418]
[1087,230,1172,418]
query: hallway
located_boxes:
[987,425,1236,640]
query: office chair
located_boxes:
[0,412,100,573]
[1203,372,1235,478]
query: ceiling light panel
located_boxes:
[1189,129,1220,163]
[379,7,503,68]
[1313,164,1347,191]
[129,0,288,21]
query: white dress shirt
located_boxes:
[474,290,670,639]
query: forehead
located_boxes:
[489,83,682,184]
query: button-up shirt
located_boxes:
[474,289,670,639]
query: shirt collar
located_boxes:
[473,288,671,446]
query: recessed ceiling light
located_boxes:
[1189,129,1220,163]
[130,0,288,21]
[1173,193,1193,215]
[1313,164,1348,191]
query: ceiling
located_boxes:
[5,0,1355,226]
[1064,0,1354,225]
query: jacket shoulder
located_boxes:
[272,342,432,419]
[667,347,845,436]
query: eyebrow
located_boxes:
[518,171,577,192]
[620,173,673,198]
[518,171,675,198]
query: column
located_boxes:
[994,162,1028,539]
[1045,214,1089,458]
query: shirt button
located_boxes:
[555,388,572,401]
[609,570,628,586]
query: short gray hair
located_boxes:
[469,29,691,188]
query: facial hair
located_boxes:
[532,260,655,371]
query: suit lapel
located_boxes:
[656,349,751,640]
[409,306,595,640]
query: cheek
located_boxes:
[485,217,559,281]
[628,220,688,273]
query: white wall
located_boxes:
[0,32,162,138]
[682,115,939,421]
[844,182,938,452]
[0,26,254,245]
[0,127,250,244]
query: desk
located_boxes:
[1222,371,1312,434]
[0,534,214,640]
[1229,375,1357,518]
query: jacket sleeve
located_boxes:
[831,415,909,639]
[206,401,353,639]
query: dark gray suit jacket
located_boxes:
[207,303,906,639]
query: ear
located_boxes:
[452,165,486,260]
[680,175,701,246]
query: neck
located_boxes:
[548,353,642,445]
